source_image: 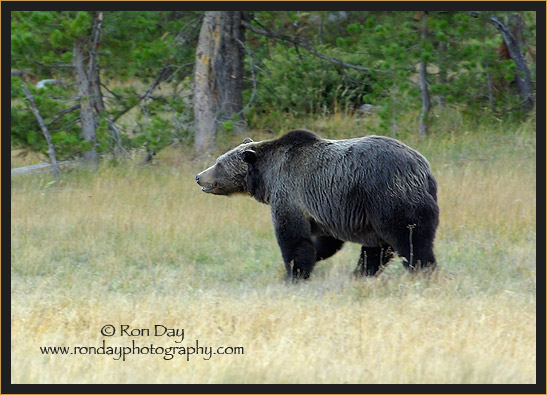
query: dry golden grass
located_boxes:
[10,116,536,384]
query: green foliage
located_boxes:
[11,11,200,159]
[101,11,199,81]
[252,44,377,116]
[245,11,536,129]
[132,116,173,153]
[222,120,234,133]
[10,10,536,160]
[11,77,86,158]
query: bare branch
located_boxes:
[235,38,257,117]
[242,20,393,75]
[105,116,129,157]
[21,83,61,179]
[489,15,534,111]
[46,103,80,126]
[112,65,176,122]
[31,60,73,69]
[142,65,173,101]
[100,83,123,100]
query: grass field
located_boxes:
[10,112,536,384]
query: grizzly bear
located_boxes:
[195,130,439,280]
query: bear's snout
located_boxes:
[195,168,217,193]
[195,173,203,186]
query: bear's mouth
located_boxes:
[199,182,219,193]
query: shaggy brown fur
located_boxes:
[196,130,439,280]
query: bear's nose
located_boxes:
[195,174,200,183]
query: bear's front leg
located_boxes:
[271,203,316,280]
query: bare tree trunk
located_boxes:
[89,12,105,114]
[193,11,245,157]
[490,15,534,112]
[21,83,61,180]
[70,12,126,164]
[88,11,125,156]
[216,11,244,122]
[418,12,431,139]
[73,38,98,167]
[438,40,447,107]
[194,12,218,157]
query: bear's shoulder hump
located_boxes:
[279,129,321,145]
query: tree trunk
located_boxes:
[89,12,105,114]
[438,40,447,107]
[418,12,430,139]
[490,15,534,112]
[193,12,218,157]
[73,38,98,167]
[217,11,245,122]
[193,11,245,157]
[87,11,125,155]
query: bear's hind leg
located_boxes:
[404,242,436,273]
[313,236,344,261]
[391,226,436,273]
[354,246,394,277]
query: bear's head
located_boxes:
[195,138,257,196]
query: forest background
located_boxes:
[11,10,536,163]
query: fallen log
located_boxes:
[11,161,73,176]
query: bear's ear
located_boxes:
[241,149,257,164]
[242,137,253,144]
